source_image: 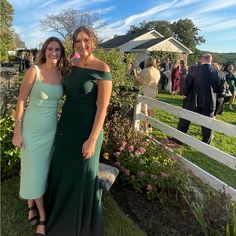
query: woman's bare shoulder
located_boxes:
[93,58,110,72]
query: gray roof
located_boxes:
[132,38,167,50]
[99,30,150,48]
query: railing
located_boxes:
[134,95,236,201]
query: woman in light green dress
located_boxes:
[12,37,68,236]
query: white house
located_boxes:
[99,29,192,64]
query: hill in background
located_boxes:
[203,51,236,66]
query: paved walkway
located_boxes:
[1,67,20,106]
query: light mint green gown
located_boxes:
[20,65,63,199]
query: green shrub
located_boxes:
[0,104,20,179]
[94,48,137,119]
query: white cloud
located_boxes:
[197,0,236,14]
[40,0,57,8]
[201,19,236,32]
[175,0,204,7]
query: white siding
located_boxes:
[149,39,187,53]
[136,51,149,64]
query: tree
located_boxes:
[127,18,205,51]
[171,19,205,51]
[40,8,105,40]
[128,20,173,37]
[0,0,14,62]
[13,31,26,48]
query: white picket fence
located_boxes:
[134,95,236,201]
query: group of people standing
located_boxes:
[134,53,235,144]
[174,53,235,145]
[12,27,112,236]
[19,50,36,72]
[159,58,188,95]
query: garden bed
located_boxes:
[111,180,201,236]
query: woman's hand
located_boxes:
[82,138,96,159]
[12,133,24,149]
[57,112,61,121]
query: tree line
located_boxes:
[1,0,235,66]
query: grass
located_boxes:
[1,177,146,236]
[152,90,236,188]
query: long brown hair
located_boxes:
[36,37,68,75]
[72,26,97,52]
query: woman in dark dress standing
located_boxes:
[45,26,112,236]
[171,60,180,95]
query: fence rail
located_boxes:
[134,95,236,201]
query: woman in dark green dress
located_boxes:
[45,27,112,236]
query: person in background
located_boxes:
[24,51,31,69]
[160,57,172,90]
[45,26,112,236]
[212,63,228,116]
[135,57,160,132]
[173,53,222,144]
[224,64,236,110]
[12,37,67,236]
[171,60,180,95]
[29,50,34,65]
[179,60,188,95]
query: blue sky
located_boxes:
[9,0,236,53]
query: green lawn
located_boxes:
[153,90,236,188]
[1,177,145,236]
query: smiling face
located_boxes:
[74,31,95,57]
[45,41,62,65]
[227,64,233,72]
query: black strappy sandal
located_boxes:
[28,205,38,226]
[35,220,46,236]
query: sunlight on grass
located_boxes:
[153,91,236,188]
[1,177,146,236]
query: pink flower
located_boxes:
[143,141,148,146]
[160,172,169,178]
[131,175,135,180]
[119,146,124,151]
[114,161,121,167]
[134,150,140,157]
[151,174,158,180]
[139,171,145,177]
[139,147,146,154]
[113,152,121,158]
[128,145,134,152]
[120,141,127,147]
[124,169,130,176]
[146,184,152,191]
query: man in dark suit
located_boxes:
[175,53,223,144]
[160,58,172,90]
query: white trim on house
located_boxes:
[117,30,164,52]
[132,37,192,54]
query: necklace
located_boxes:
[44,63,57,71]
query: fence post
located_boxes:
[134,94,141,131]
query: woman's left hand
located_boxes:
[82,138,96,159]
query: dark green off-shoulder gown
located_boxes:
[45,66,112,236]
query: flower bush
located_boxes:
[111,136,191,200]
[0,104,20,179]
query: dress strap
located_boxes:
[33,65,41,81]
